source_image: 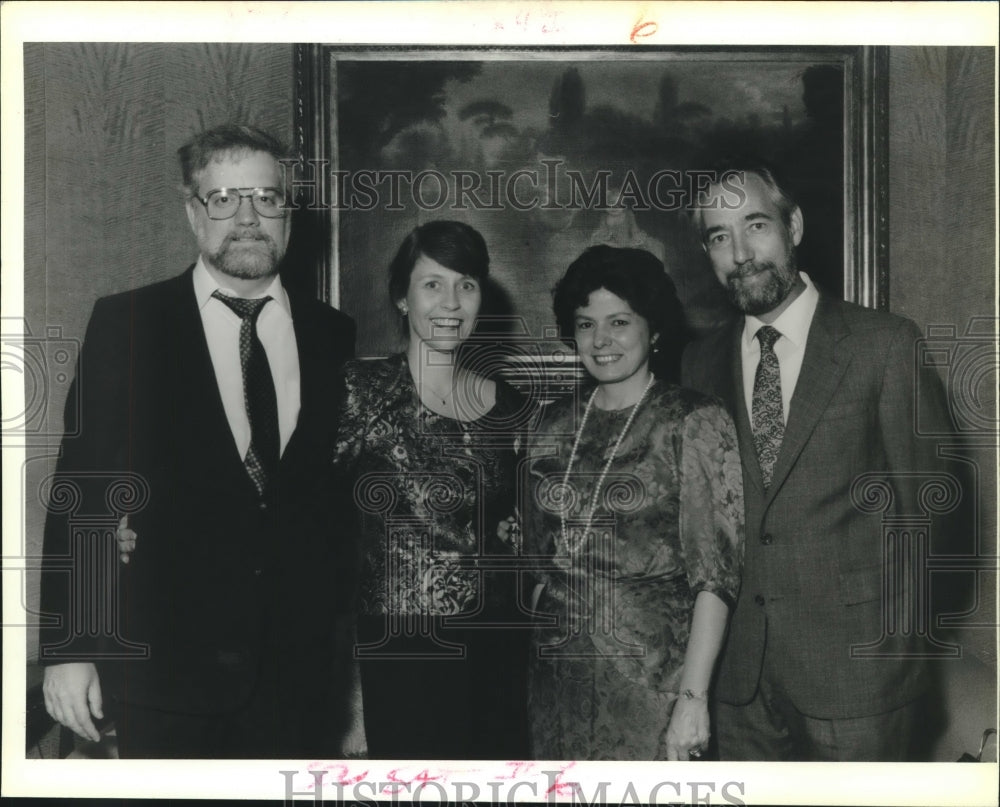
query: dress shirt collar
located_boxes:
[742,272,819,349]
[192,257,291,315]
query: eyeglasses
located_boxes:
[194,187,287,220]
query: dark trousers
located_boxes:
[114,701,279,759]
[356,615,529,760]
[716,649,917,761]
[112,652,341,759]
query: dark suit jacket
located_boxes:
[40,267,355,749]
[682,294,953,719]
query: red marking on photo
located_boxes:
[305,762,369,786]
[496,761,537,779]
[545,763,577,796]
[630,18,658,43]
[385,766,446,785]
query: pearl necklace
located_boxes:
[559,374,655,553]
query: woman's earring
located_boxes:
[399,305,408,317]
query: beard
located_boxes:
[726,252,798,316]
[208,230,282,280]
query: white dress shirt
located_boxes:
[741,272,820,425]
[193,259,301,458]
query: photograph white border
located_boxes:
[2,2,997,804]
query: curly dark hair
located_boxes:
[552,245,686,381]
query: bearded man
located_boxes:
[40,124,355,758]
[682,161,953,760]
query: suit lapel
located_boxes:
[280,295,338,475]
[764,295,851,505]
[167,269,255,494]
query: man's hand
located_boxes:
[42,662,104,743]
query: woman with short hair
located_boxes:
[522,245,744,760]
[335,220,530,759]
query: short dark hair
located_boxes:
[552,245,686,381]
[388,220,490,305]
[689,157,798,237]
[178,124,290,198]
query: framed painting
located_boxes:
[293,45,888,365]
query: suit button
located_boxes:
[254,569,262,577]
[754,594,765,606]
[760,533,774,545]
[258,500,268,511]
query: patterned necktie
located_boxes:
[212,291,279,496]
[752,325,784,488]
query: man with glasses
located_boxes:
[40,124,355,757]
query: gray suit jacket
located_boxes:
[682,295,954,719]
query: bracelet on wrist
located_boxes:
[681,689,709,701]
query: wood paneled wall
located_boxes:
[890,47,994,328]
[24,42,294,355]
[889,47,996,667]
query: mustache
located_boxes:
[223,230,273,245]
[730,261,776,281]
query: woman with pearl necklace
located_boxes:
[519,245,744,761]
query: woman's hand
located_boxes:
[496,508,521,552]
[664,693,710,760]
[116,515,137,564]
[663,590,728,759]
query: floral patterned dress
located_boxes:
[524,379,744,760]
[334,353,530,758]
